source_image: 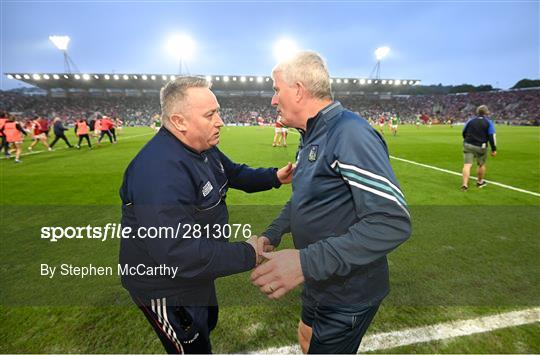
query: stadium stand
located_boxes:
[1,88,539,126]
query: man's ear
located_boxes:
[295,81,305,103]
[169,113,188,132]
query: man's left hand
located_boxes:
[277,162,295,184]
[250,249,304,299]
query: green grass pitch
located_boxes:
[1,124,539,353]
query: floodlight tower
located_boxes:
[167,34,195,75]
[273,38,299,62]
[49,35,79,73]
[369,46,390,80]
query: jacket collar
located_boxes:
[302,101,343,139]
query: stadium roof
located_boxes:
[5,73,421,95]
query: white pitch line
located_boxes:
[390,155,540,197]
[286,130,539,197]
[255,307,540,354]
[0,132,154,160]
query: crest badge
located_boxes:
[202,181,213,197]
[308,145,319,162]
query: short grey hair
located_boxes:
[160,76,210,124]
[272,51,333,100]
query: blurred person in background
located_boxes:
[75,117,92,149]
[1,115,27,163]
[461,105,497,191]
[28,116,52,152]
[50,117,73,149]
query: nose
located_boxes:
[215,113,224,127]
[271,94,278,107]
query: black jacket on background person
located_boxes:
[119,127,281,305]
[462,115,497,152]
[53,121,69,136]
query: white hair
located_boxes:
[272,51,333,100]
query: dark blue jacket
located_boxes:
[264,102,411,306]
[119,127,281,302]
[53,121,68,136]
[463,116,497,151]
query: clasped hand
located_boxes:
[246,235,304,299]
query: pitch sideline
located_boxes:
[390,155,540,197]
[286,129,539,197]
[255,307,540,354]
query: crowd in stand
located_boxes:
[339,89,540,125]
[1,88,539,127]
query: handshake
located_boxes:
[246,235,275,263]
[245,235,305,299]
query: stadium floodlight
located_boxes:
[257,76,263,83]
[170,75,176,80]
[367,79,372,84]
[7,74,14,79]
[336,78,342,83]
[375,46,390,61]
[273,38,299,62]
[49,35,80,73]
[32,74,41,80]
[382,80,387,85]
[388,80,393,85]
[15,74,22,79]
[249,77,254,82]
[166,33,195,75]
[123,74,129,80]
[63,74,69,79]
[265,77,270,82]
[409,80,415,85]
[53,74,60,79]
[49,35,70,51]
[133,75,138,79]
[394,79,401,85]
[370,46,391,80]
[162,75,167,81]
[23,74,30,79]
[82,74,90,80]
[113,74,120,80]
[205,75,212,82]
[43,74,50,80]
[330,78,334,84]
[223,76,230,82]
[151,75,156,80]
[142,75,148,80]
[415,80,421,85]
[344,79,349,84]
[93,75,99,79]
[104,74,110,80]
[74,74,81,80]
[359,78,366,85]
[232,76,237,81]
[215,76,220,81]
[241,76,247,82]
